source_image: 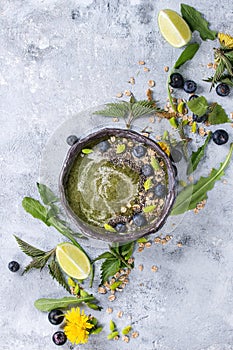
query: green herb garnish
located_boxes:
[181,4,217,41]
[172,143,233,215]
[187,132,212,175]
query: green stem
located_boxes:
[167,68,177,112]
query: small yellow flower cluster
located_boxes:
[64,307,94,344]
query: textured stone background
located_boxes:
[1,0,233,349]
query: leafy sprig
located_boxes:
[93,242,135,284]
[94,96,161,128]
[172,143,233,215]
[181,4,217,41]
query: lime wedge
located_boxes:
[158,9,191,48]
[56,242,91,280]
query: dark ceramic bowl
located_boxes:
[59,128,176,243]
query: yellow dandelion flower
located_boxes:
[64,307,94,344]
[157,141,170,156]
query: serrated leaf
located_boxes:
[143,205,156,213]
[37,183,59,205]
[220,77,233,87]
[104,223,116,232]
[174,43,200,69]
[82,148,93,154]
[92,252,115,262]
[171,143,233,215]
[116,144,126,154]
[208,103,229,125]
[210,60,226,89]
[120,241,135,260]
[100,258,121,283]
[49,259,70,293]
[14,235,46,258]
[150,156,160,171]
[94,102,130,118]
[187,96,208,117]
[23,253,53,274]
[22,197,49,226]
[34,295,95,312]
[131,100,159,119]
[187,132,212,175]
[143,178,153,191]
[181,4,217,41]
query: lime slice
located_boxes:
[56,242,91,280]
[158,9,191,48]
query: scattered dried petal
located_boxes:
[143,67,150,72]
[116,92,123,98]
[148,80,155,87]
[145,242,152,248]
[129,77,135,85]
[106,307,113,314]
[98,286,107,294]
[138,60,145,65]
[125,90,131,96]
[122,335,130,343]
[132,331,139,338]
[117,311,123,318]
[151,265,158,272]
[164,66,169,72]
[138,264,144,271]
[108,295,116,302]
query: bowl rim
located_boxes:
[59,127,176,243]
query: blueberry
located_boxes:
[196,114,208,123]
[115,223,127,233]
[48,309,64,325]
[98,140,110,152]
[189,94,199,101]
[183,80,197,93]
[52,331,67,346]
[132,145,146,158]
[133,213,147,227]
[141,164,154,176]
[154,184,166,198]
[169,73,184,88]
[8,261,20,272]
[212,129,229,145]
[170,148,182,163]
[66,135,79,146]
[216,83,230,97]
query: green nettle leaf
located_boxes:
[92,252,115,262]
[104,223,116,232]
[208,103,230,125]
[187,96,208,116]
[174,43,200,69]
[143,205,156,213]
[23,252,54,274]
[94,102,130,118]
[37,183,59,205]
[187,132,212,175]
[22,197,49,225]
[48,259,70,293]
[100,258,121,283]
[34,296,95,312]
[131,100,159,119]
[172,143,233,215]
[82,148,93,154]
[119,241,135,260]
[181,4,217,41]
[14,235,46,257]
[116,144,126,154]
[220,77,233,87]
[144,178,153,191]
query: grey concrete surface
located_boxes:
[1,0,233,349]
